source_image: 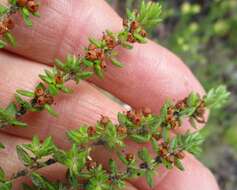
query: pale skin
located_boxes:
[0,0,220,189]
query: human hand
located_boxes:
[0,0,219,189]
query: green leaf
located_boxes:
[59,85,73,94]
[16,145,33,166]
[48,84,58,96]
[0,143,5,150]
[89,38,101,48]
[130,133,151,143]
[16,89,35,97]
[44,104,58,117]
[31,173,47,189]
[187,92,200,107]
[82,59,94,67]
[175,159,185,171]
[138,148,152,163]
[204,85,230,109]
[55,59,65,70]
[94,63,104,78]
[0,181,12,190]
[110,58,124,68]
[0,167,5,182]
[136,1,162,30]
[133,33,147,43]
[145,170,155,187]
[3,32,16,47]
[21,8,33,27]
[0,40,6,48]
[0,6,8,16]
[67,127,89,145]
[76,72,94,80]
[10,119,28,128]
[5,103,17,116]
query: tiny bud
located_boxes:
[86,50,98,61]
[176,151,185,159]
[100,62,107,69]
[123,19,129,27]
[96,49,105,60]
[167,155,175,163]
[140,29,147,37]
[86,160,97,170]
[3,18,14,30]
[88,44,97,50]
[130,20,139,32]
[127,33,136,43]
[126,153,135,162]
[0,22,8,35]
[100,116,110,125]
[27,0,39,13]
[17,0,28,7]
[87,126,96,137]
[55,75,64,84]
[142,107,151,116]
[35,88,44,97]
[44,94,54,105]
[117,125,127,135]
[37,96,46,106]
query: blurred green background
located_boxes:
[107,0,237,189]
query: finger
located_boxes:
[5,0,206,133]
[155,154,219,190]
[0,51,124,148]
[0,133,139,190]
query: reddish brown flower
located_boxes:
[87,126,96,137]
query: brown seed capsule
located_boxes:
[86,160,97,170]
[140,29,147,37]
[142,107,151,117]
[159,148,168,157]
[96,49,105,60]
[117,125,127,135]
[0,22,8,35]
[86,50,98,61]
[35,88,44,97]
[132,115,141,125]
[103,34,116,49]
[127,110,135,120]
[123,19,129,27]
[37,96,46,106]
[44,94,54,105]
[127,33,136,43]
[3,18,14,30]
[27,0,39,13]
[87,126,96,137]
[126,153,135,161]
[175,99,187,110]
[130,20,139,32]
[100,62,107,69]
[88,44,97,50]
[176,151,185,159]
[167,155,175,163]
[100,116,110,125]
[17,0,28,7]
[55,75,64,84]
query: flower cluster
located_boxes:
[0,0,40,48]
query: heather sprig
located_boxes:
[0,87,230,189]
[0,0,40,48]
[0,1,163,128]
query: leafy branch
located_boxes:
[0,87,230,189]
[0,0,163,129]
[0,0,40,48]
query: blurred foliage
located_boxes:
[108,0,237,189]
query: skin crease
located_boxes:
[0,0,219,189]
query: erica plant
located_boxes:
[0,1,230,190]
